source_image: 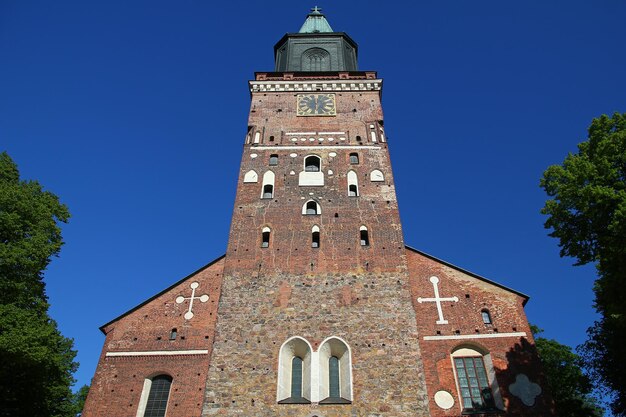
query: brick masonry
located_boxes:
[82,71,555,417]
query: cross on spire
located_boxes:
[417,276,459,324]
[310,6,322,14]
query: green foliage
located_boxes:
[540,113,626,415]
[0,152,78,417]
[71,385,90,416]
[531,326,604,417]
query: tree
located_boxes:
[531,325,603,417]
[540,112,626,415]
[0,151,78,417]
[71,385,90,416]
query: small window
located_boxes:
[329,356,340,397]
[360,226,369,246]
[349,153,359,164]
[304,155,321,172]
[355,135,362,142]
[482,309,492,324]
[261,227,271,248]
[169,328,177,340]
[312,225,320,248]
[269,135,275,142]
[306,201,318,215]
[269,154,278,166]
[347,170,359,197]
[261,171,275,199]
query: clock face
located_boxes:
[297,94,337,116]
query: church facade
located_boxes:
[82,9,554,417]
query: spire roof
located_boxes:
[298,6,333,33]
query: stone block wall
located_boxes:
[202,269,430,417]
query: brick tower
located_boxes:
[82,8,555,417]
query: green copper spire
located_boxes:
[298,6,333,33]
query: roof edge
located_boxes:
[98,254,226,334]
[404,245,530,305]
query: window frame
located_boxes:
[451,346,504,414]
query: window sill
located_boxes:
[277,397,311,404]
[319,397,352,405]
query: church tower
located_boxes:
[82,9,555,417]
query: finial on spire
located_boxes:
[299,6,333,33]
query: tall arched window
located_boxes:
[304,155,321,172]
[291,357,304,399]
[451,346,504,413]
[347,170,359,197]
[277,337,312,404]
[261,227,271,248]
[318,337,352,404]
[261,171,275,199]
[312,225,320,248]
[360,226,370,246]
[137,375,172,417]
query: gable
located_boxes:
[405,245,529,305]
[99,255,225,335]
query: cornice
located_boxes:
[249,79,382,93]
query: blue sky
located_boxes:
[1,0,625,394]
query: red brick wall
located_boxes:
[406,249,555,416]
[82,258,224,417]
[226,74,405,276]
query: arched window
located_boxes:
[347,171,359,197]
[137,375,172,417]
[301,47,331,71]
[302,200,321,215]
[311,225,320,248]
[355,135,362,143]
[451,346,503,413]
[277,337,312,404]
[169,328,177,340]
[360,226,369,246]
[481,309,492,324]
[261,171,275,199]
[304,155,321,172]
[269,154,278,166]
[261,227,271,248]
[318,337,352,404]
[349,153,359,164]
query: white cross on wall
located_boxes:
[417,276,459,324]
[176,281,209,320]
